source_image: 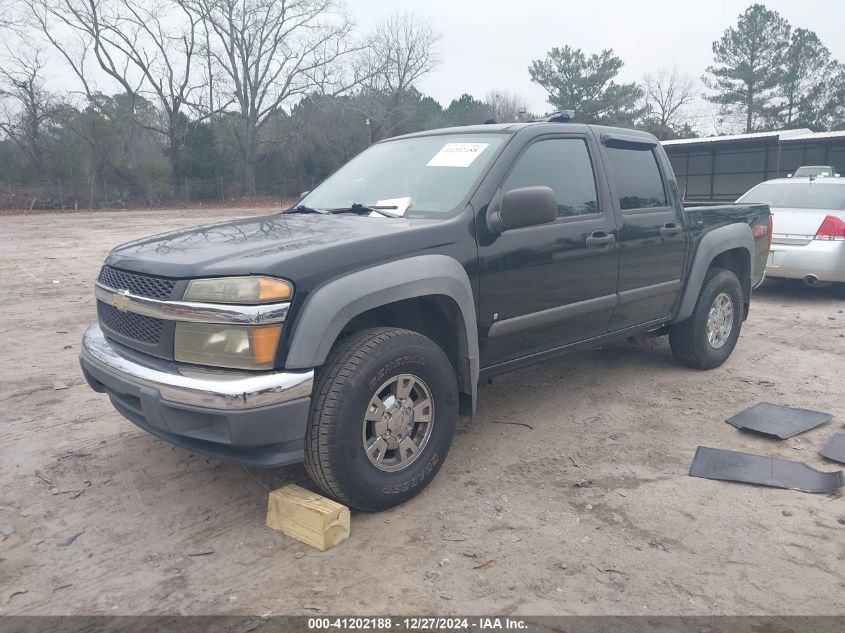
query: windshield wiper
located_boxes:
[286,204,326,214]
[327,203,402,218]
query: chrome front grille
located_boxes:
[97,301,163,345]
[98,266,176,300]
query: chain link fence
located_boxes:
[0,174,318,212]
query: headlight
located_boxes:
[174,323,282,370]
[183,276,293,304]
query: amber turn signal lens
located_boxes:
[258,278,293,301]
[175,323,283,370]
[252,325,283,365]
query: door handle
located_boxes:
[660,223,683,238]
[585,230,616,247]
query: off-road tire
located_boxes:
[304,327,458,511]
[669,267,743,370]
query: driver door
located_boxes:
[476,134,620,368]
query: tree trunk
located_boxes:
[786,93,795,126]
[240,136,256,196]
[243,158,256,197]
[237,114,258,196]
[746,87,754,133]
[169,131,183,193]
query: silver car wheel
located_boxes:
[706,292,734,349]
[362,373,434,473]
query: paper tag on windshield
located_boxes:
[374,197,412,216]
[426,143,489,168]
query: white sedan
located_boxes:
[737,177,845,285]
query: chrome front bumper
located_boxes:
[80,323,313,411]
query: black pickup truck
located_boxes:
[80,121,771,510]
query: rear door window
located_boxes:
[606,146,667,210]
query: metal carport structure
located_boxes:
[662,129,845,202]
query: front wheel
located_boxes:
[669,267,743,370]
[304,327,458,511]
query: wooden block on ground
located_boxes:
[266,484,350,551]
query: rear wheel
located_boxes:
[304,327,458,511]
[669,267,743,369]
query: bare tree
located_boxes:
[178,0,359,192]
[641,66,696,138]
[0,46,56,180]
[484,89,528,122]
[367,12,441,96]
[0,0,22,29]
[357,11,441,141]
[29,0,216,187]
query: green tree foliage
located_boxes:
[771,29,845,132]
[797,64,845,132]
[704,4,790,132]
[362,88,444,141]
[443,94,491,127]
[179,120,224,180]
[406,93,445,131]
[85,93,165,183]
[280,94,369,189]
[528,46,643,124]
[705,4,845,133]
[774,28,831,127]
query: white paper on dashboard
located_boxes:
[372,196,412,216]
[426,142,490,168]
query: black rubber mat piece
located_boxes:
[820,433,845,465]
[689,446,844,493]
[726,402,832,439]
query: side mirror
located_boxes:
[488,186,557,233]
[298,190,311,200]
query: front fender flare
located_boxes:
[284,254,479,406]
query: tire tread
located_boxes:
[669,266,742,370]
[304,327,450,509]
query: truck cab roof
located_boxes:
[388,122,660,145]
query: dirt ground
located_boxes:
[1,208,843,616]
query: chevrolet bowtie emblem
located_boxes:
[113,291,131,312]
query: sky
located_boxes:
[15,0,845,136]
[346,0,845,133]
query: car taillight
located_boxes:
[768,214,773,250]
[753,215,774,250]
[814,215,845,240]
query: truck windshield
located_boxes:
[738,182,845,210]
[299,134,506,218]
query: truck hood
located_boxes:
[104,211,457,283]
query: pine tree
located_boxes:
[528,46,643,125]
[704,4,790,132]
